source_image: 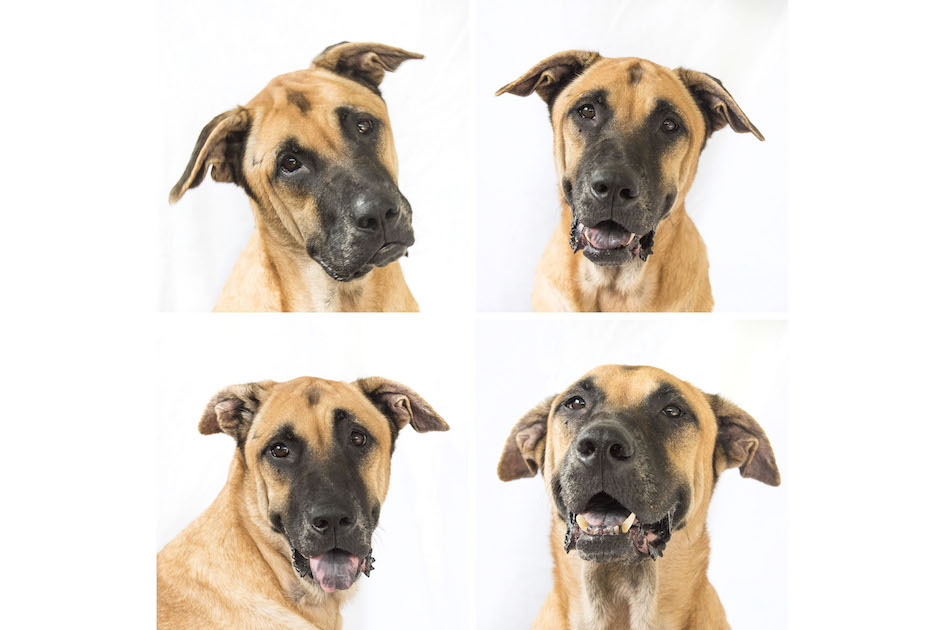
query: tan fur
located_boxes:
[500,54,763,312]
[158,376,447,629]
[498,366,779,629]
[170,44,421,312]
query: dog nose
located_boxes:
[588,168,640,207]
[310,508,357,536]
[575,424,634,467]
[352,195,401,233]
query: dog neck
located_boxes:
[548,508,723,629]
[555,202,712,312]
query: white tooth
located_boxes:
[584,227,592,242]
[576,514,590,531]
[629,233,636,241]
[613,525,621,535]
[620,513,637,533]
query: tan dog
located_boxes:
[157,376,449,629]
[497,52,764,312]
[498,365,779,629]
[169,43,423,312]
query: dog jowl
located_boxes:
[169,42,423,298]
[157,375,448,628]
[497,365,779,626]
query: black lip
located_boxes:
[368,241,410,266]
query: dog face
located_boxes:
[199,376,448,593]
[497,365,778,565]
[170,42,423,282]
[497,52,763,267]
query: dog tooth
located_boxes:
[620,513,637,533]
[576,514,590,531]
[613,525,621,535]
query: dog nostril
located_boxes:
[385,207,398,219]
[592,182,609,196]
[339,516,354,529]
[609,443,630,460]
[577,439,596,457]
[357,217,379,231]
[618,188,634,200]
[312,518,329,533]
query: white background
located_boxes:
[2,1,945,629]
[476,318,788,629]
[156,316,474,628]
[160,0,474,312]
[476,0,787,312]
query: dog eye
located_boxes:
[661,118,678,133]
[661,405,683,418]
[578,104,596,120]
[565,396,586,410]
[356,120,373,134]
[350,430,367,447]
[270,443,290,458]
[280,155,301,173]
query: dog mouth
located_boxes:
[367,241,411,267]
[291,547,375,593]
[570,219,655,264]
[564,492,674,562]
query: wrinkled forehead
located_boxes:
[553,57,700,128]
[245,67,391,154]
[252,377,391,450]
[567,365,710,418]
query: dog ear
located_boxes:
[355,377,449,434]
[675,69,764,141]
[198,381,274,446]
[497,396,555,482]
[312,42,423,90]
[495,50,601,106]
[169,107,251,204]
[709,394,780,486]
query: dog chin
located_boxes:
[312,242,410,282]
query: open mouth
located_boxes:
[570,220,655,264]
[368,241,410,267]
[291,547,375,593]
[564,492,674,562]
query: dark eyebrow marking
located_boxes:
[287,90,311,114]
[306,387,320,407]
[647,382,685,403]
[628,64,643,85]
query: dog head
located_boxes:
[170,42,423,282]
[199,376,448,593]
[497,52,763,267]
[497,365,778,565]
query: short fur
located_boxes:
[169,43,424,312]
[497,366,779,629]
[158,376,448,629]
[497,53,764,312]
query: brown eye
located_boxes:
[662,404,682,418]
[578,104,596,119]
[565,396,586,410]
[356,120,373,134]
[661,118,678,133]
[270,443,289,458]
[280,155,301,173]
[350,430,367,447]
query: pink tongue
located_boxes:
[582,509,629,528]
[586,224,633,250]
[309,550,360,593]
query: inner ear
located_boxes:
[709,394,780,486]
[354,377,449,436]
[675,68,764,142]
[169,107,251,203]
[495,50,601,108]
[312,42,424,91]
[497,396,554,482]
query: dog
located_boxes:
[497,365,779,629]
[157,376,449,629]
[497,52,764,312]
[169,42,423,312]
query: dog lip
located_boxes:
[576,222,656,264]
[367,241,410,267]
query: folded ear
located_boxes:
[497,396,555,482]
[675,68,764,141]
[709,394,780,486]
[312,41,423,91]
[169,107,251,204]
[198,381,274,446]
[495,50,601,107]
[355,377,449,435]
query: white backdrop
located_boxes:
[476,317,788,629]
[475,0,787,312]
[160,0,473,312]
[156,316,474,629]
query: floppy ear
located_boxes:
[312,41,423,91]
[495,50,601,107]
[675,68,764,141]
[198,381,274,446]
[709,394,780,486]
[497,396,555,482]
[355,377,449,434]
[169,107,251,204]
